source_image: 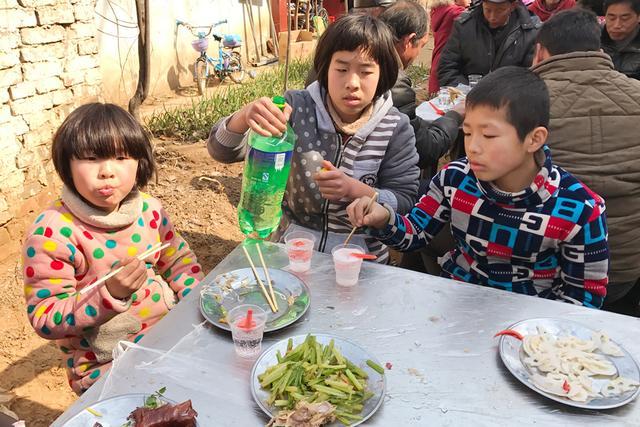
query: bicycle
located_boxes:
[176,19,246,95]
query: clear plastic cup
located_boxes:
[331,244,365,287]
[284,231,316,273]
[228,304,267,359]
[468,74,482,88]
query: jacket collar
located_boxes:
[306,80,394,141]
[475,146,557,208]
[531,51,614,75]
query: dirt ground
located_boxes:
[0,137,244,425]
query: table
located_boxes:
[54,242,640,426]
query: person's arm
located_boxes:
[437,23,467,87]
[376,114,420,213]
[411,110,463,170]
[554,205,609,308]
[348,169,451,252]
[23,234,130,340]
[155,205,205,300]
[207,95,293,164]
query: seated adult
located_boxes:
[438,0,541,87]
[601,0,640,79]
[532,8,640,316]
[528,0,576,21]
[379,0,464,178]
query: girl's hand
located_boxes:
[105,258,147,300]
[231,97,292,137]
[347,197,390,229]
[314,160,369,201]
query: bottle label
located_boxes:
[274,153,286,171]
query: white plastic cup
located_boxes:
[332,244,365,287]
[228,304,267,359]
[284,231,316,273]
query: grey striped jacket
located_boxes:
[208,81,420,262]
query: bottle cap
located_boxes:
[272,96,286,111]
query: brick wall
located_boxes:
[0,0,102,263]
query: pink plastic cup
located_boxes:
[331,244,365,287]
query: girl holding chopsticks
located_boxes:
[21,103,203,394]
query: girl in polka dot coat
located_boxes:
[22,103,204,394]
[208,15,420,263]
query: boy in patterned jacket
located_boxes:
[347,66,609,308]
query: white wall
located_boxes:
[94,0,272,104]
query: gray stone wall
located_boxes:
[0,0,102,263]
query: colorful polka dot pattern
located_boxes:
[23,193,204,392]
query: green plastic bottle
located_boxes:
[237,96,296,238]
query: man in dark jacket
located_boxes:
[380,0,464,178]
[601,0,640,80]
[438,0,541,87]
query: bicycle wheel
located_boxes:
[195,58,207,95]
[227,52,245,83]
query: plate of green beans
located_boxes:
[251,334,386,426]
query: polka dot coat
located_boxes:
[22,192,203,394]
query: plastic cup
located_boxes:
[331,244,365,287]
[284,231,316,273]
[228,304,267,359]
[468,74,482,88]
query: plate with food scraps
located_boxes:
[62,392,200,426]
[497,317,640,409]
[200,268,310,333]
[251,334,386,426]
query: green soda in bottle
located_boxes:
[238,96,296,238]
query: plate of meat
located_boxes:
[62,391,199,426]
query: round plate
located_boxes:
[250,334,386,426]
[200,268,310,333]
[498,317,640,409]
[62,393,200,426]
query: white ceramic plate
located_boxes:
[251,334,386,426]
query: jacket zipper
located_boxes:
[494,26,521,67]
[319,134,348,252]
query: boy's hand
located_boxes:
[347,197,390,229]
[240,97,292,137]
[314,160,360,201]
[105,258,147,300]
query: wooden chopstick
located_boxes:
[344,192,379,245]
[255,244,279,311]
[242,245,278,313]
[79,242,170,295]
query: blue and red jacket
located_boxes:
[371,147,609,308]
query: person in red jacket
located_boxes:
[428,0,470,94]
[528,0,576,21]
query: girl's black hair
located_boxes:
[51,102,156,191]
[314,14,400,98]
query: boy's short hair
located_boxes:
[314,14,399,98]
[379,0,429,45]
[536,9,601,55]
[466,66,550,141]
[604,0,640,14]
[52,103,156,192]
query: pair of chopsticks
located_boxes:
[344,192,379,245]
[79,242,171,295]
[242,244,279,313]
